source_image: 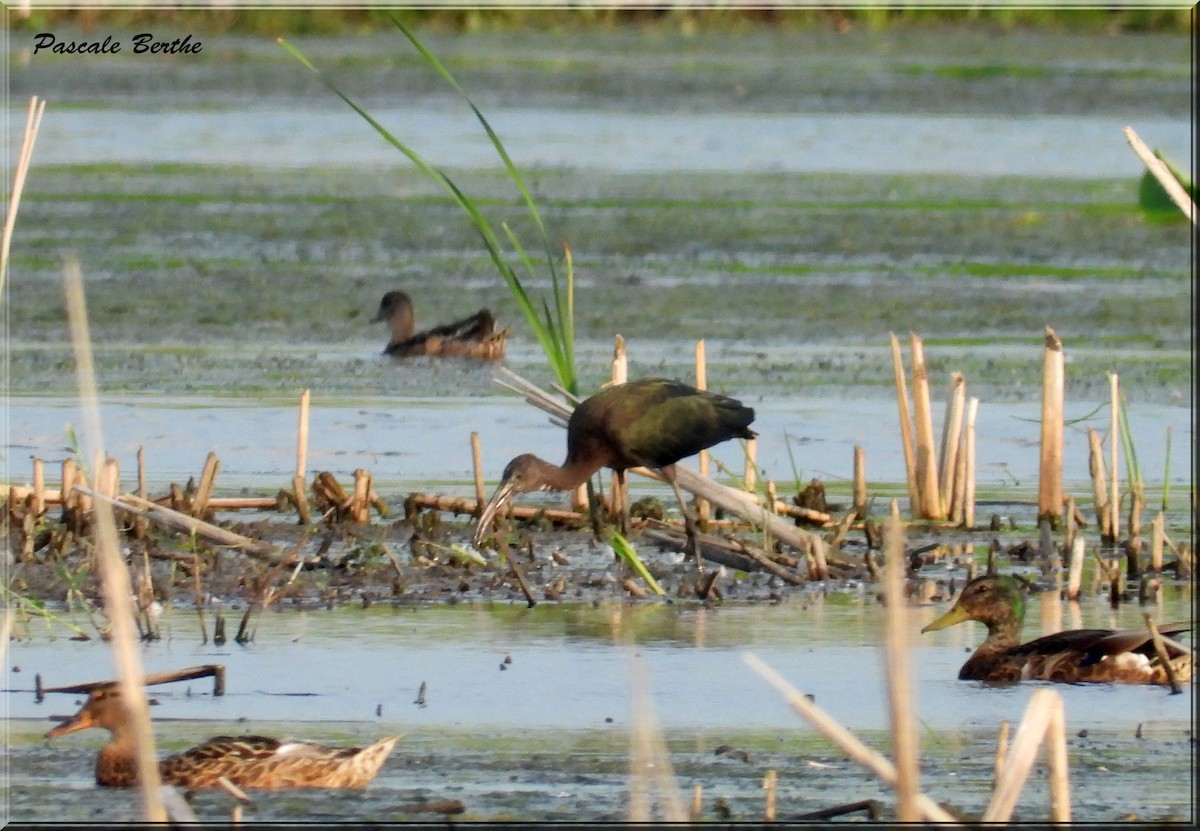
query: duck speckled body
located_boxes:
[46,687,400,790]
[372,290,506,361]
[922,575,1193,685]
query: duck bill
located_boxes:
[921,603,971,634]
[472,481,518,548]
[45,707,97,739]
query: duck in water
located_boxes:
[922,574,1193,685]
[372,290,506,361]
[46,686,401,790]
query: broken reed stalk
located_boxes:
[296,389,310,480]
[33,458,45,519]
[1150,512,1164,571]
[1109,373,1120,543]
[889,333,920,516]
[628,655,687,822]
[1087,428,1112,540]
[1037,327,1064,525]
[937,372,966,518]
[292,474,311,524]
[951,419,967,526]
[1,95,46,298]
[963,397,979,529]
[92,490,287,563]
[981,687,1070,823]
[1066,537,1086,601]
[695,339,710,523]
[470,432,486,513]
[192,451,220,518]
[853,445,867,520]
[883,502,921,822]
[909,333,942,520]
[352,469,372,523]
[1123,125,1197,225]
[741,652,958,824]
[763,769,777,822]
[1142,614,1182,694]
[993,720,1011,791]
[43,664,225,696]
[63,256,166,822]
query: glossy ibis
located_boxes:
[372,290,507,361]
[922,574,1194,684]
[45,685,401,789]
[472,378,756,565]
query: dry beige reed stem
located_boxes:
[1,96,46,298]
[763,769,777,822]
[1143,613,1182,694]
[951,421,968,526]
[937,372,966,517]
[470,432,486,512]
[192,451,220,518]
[1123,125,1196,225]
[741,652,958,824]
[884,502,920,821]
[853,445,867,519]
[136,447,147,499]
[1109,373,1120,542]
[63,256,166,821]
[889,333,920,515]
[296,389,310,479]
[628,655,687,822]
[981,688,1070,823]
[1,605,13,667]
[1150,512,1165,571]
[1066,537,1086,601]
[992,720,1010,791]
[743,437,757,492]
[1038,328,1065,523]
[909,333,942,519]
[291,474,311,525]
[690,785,703,822]
[963,397,979,529]
[1086,427,1111,539]
[32,457,45,519]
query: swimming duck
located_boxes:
[921,574,1193,685]
[372,290,506,361]
[46,686,401,790]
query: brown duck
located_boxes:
[46,686,401,790]
[372,290,506,361]
[922,574,1193,685]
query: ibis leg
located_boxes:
[615,469,630,538]
[663,467,704,575]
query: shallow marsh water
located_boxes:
[3,20,1195,825]
[6,597,1196,822]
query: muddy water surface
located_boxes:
[6,599,1196,822]
[3,21,1195,825]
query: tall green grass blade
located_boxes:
[386,13,560,282]
[279,35,576,391]
[610,533,665,596]
[1116,394,1142,489]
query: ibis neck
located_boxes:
[540,454,605,492]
